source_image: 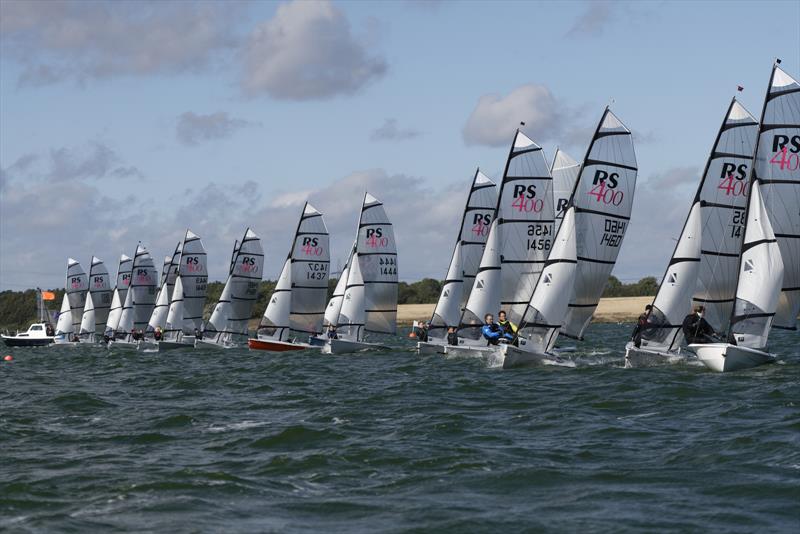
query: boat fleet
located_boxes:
[2,63,797,373]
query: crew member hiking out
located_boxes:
[482,313,513,346]
[631,304,653,348]
[682,306,718,344]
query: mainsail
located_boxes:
[206,228,264,344]
[497,131,555,323]
[754,65,800,330]
[562,108,638,339]
[130,244,158,331]
[289,203,330,335]
[690,99,760,332]
[356,193,398,334]
[551,149,581,236]
[643,99,756,350]
[65,258,88,334]
[728,184,784,348]
[177,230,208,332]
[88,256,112,332]
[515,206,579,353]
[428,170,497,342]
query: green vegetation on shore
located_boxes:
[0,276,659,331]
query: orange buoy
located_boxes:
[3,355,12,361]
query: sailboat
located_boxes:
[144,243,181,343]
[446,129,555,358]
[104,254,133,339]
[0,289,56,347]
[691,63,799,372]
[200,228,264,349]
[78,292,96,344]
[499,206,578,368]
[418,169,497,354]
[559,108,639,341]
[54,258,88,345]
[318,241,356,339]
[108,244,157,349]
[625,98,758,367]
[250,204,330,351]
[321,193,398,354]
[160,230,208,349]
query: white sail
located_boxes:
[429,169,497,341]
[66,258,89,334]
[229,239,240,275]
[130,244,158,331]
[551,149,581,236]
[338,252,366,342]
[289,203,330,334]
[356,193,398,334]
[516,206,579,353]
[324,246,354,328]
[116,285,135,336]
[496,131,555,323]
[729,184,784,349]
[562,108,638,339]
[691,99,759,332]
[638,202,703,351]
[55,294,73,336]
[754,65,800,330]
[159,255,172,289]
[177,230,208,332]
[80,291,96,339]
[207,228,264,344]
[164,242,181,302]
[87,256,111,331]
[457,218,501,342]
[105,288,122,334]
[258,258,292,342]
[116,254,133,303]
[147,282,170,332]
[164,276,185,340]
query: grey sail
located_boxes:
[753,65,800,330]
[690,99,759,333]
[289,203,330,335]
[496,130,555,324]
[66,258,88,334]
[551,149,581,236]
[562,108,638,340]
[177,230,208,333]
[428,170,497,342]
[88,256,112,332]
[356,193,398,334]
[130,244,158,331]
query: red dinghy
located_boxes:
[248,338,311,352]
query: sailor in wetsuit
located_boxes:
[447,326,459,346]
[682,306,718,344]
[631,304,653,348]
[497,310,518,346]
[482,314,514,346]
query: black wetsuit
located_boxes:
[447,331,458,346]
[682,314,716,344]
[631,313,649,348]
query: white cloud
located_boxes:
[241,0,387,100]
[463,84,571,147]
[0,0,239,86]
[370,118,421,142]
[175,112,256,146]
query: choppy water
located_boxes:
[1,323,798,532]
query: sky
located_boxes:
[1,0,799,291]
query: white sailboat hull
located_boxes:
[500,344,565,369]
[107,339,140,350]
[442,344,497,359]
[195,339,240,350]
[416,341,447,355]
[624,341,686,368]
[689,343,776,372]
[321,338,389,354]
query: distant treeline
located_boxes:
[0,276,659,330]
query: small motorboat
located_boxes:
[1,323,55,347]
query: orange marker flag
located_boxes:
[41,291,56,301]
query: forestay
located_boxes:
[551,149,581,236]
[207,229,264,344]
[515,206,579,353]
[356,193,398,334]
[753,65,800,330]
[130,244,158,331]
[729,184,784,349]
[88,256,112,331]
[690,100,759,332]
[66,258,88,334]
[338,252,366,342]
[178,230,208,332]
[497,131,555,323]
[429,170,497,342]
[562,108,638,339]
[289,203,330,334]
